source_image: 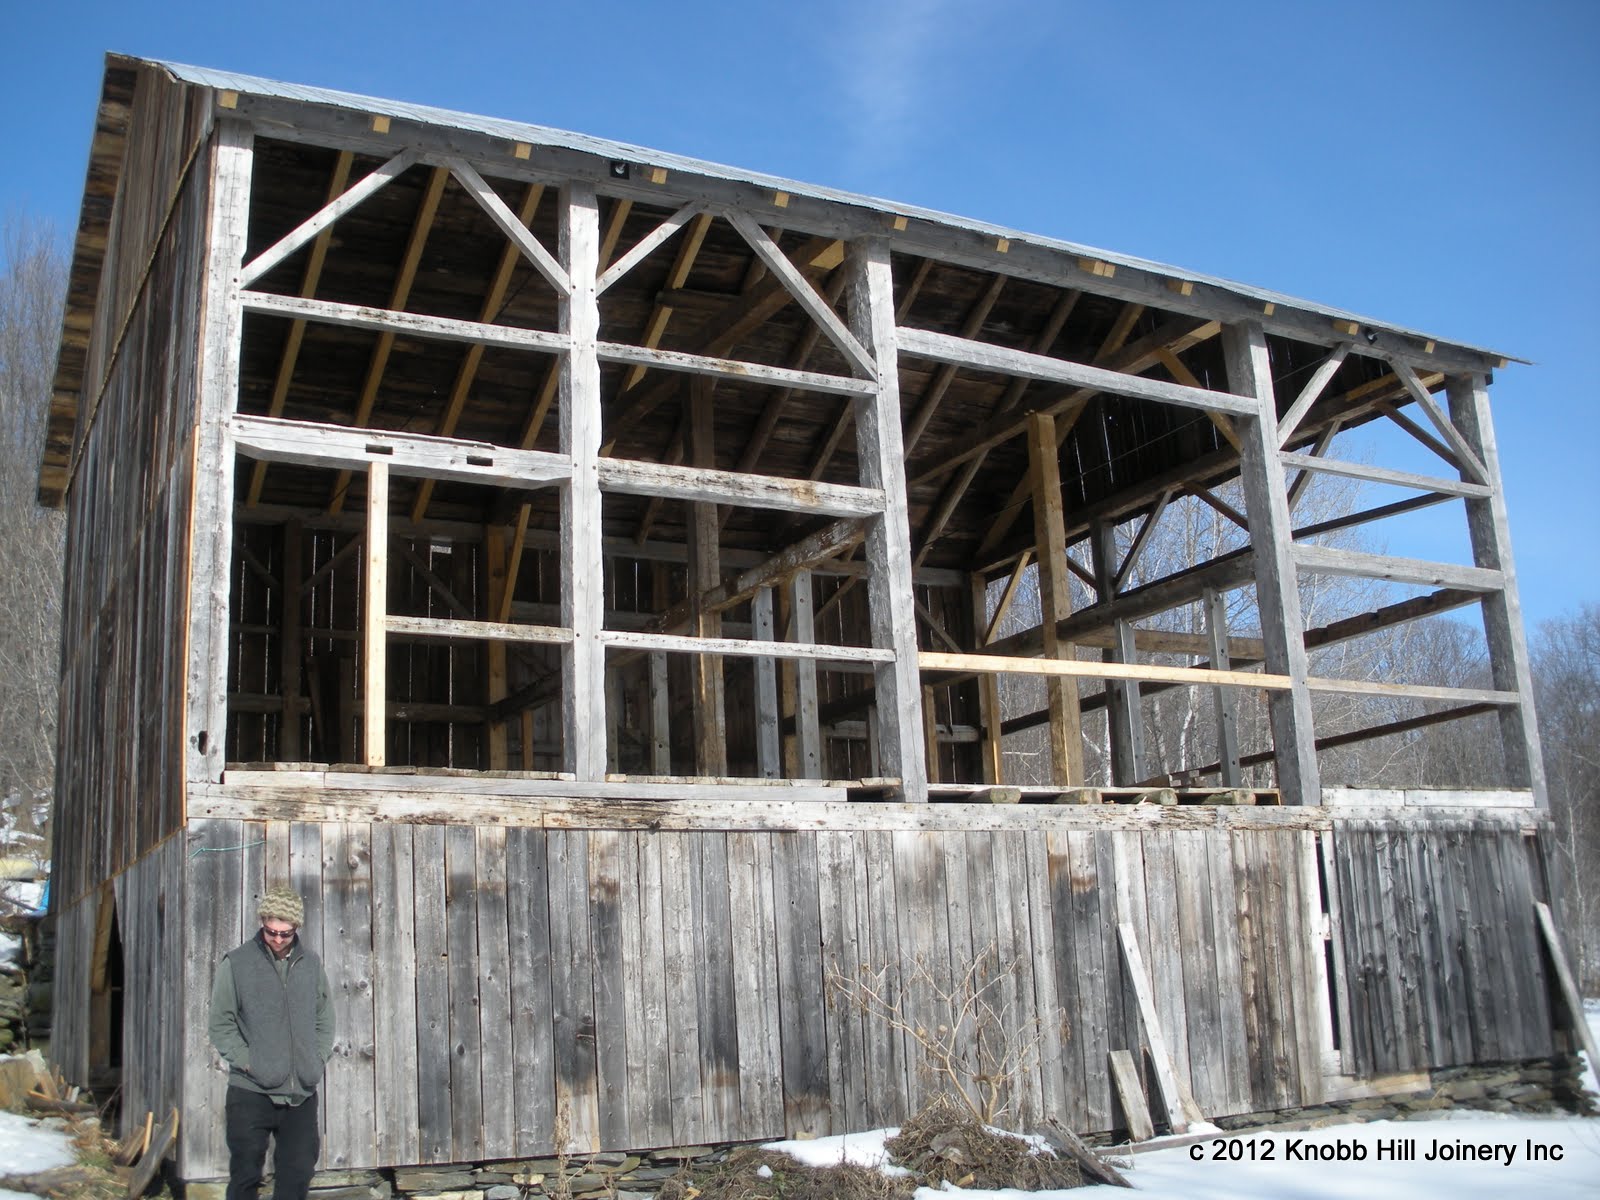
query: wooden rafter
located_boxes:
[903,273,1005,451]
[913,289,1080,566]
[411,181,546,522]
[246,150,354,507]
[595,201,703,294]
[328,165,449,514]
[445,157,571,295]
[602,233,845,447]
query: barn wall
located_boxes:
[176,810,1354,1179]
[111,835,188,1136]
[53,103,211,904]
[1327,821,1555,1076]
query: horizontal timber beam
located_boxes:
[918,649,1291,691]
[1292,544,1504,592]
[1278,451,1491,499]
[596,339,875,397]
[897,326,1257,416]
[385,615,573,644]
[230,414,572,488]
[602,629,895,663]
[239,290,568,355]
[596,458,883,516]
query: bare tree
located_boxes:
[0,213,68,870]
[1533,605,1600,991]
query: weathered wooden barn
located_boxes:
[43,53,1581,1183]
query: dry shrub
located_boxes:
[885,1094,1082,1191]
[656,1146,915,1200]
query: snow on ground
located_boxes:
[759,1002,1600,1198]
[0,1005,1591,1198]
[0,1109,75,1199]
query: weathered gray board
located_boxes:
[48,811,1555,1177]
[174,814,1339,1177]
[1326,822,1555,1076]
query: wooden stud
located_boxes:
[650,166,669,184]
[1028,413,1085,786]
[370,115,390,134]
[1262,302,1276,316]
[1206,588,1242,787]
[1091,522,1144,786]
[752,588,782,778]
[218,90,238,109]
[1165,279,1194,297]
[773,190,790,208]
[513,142,532,160]
[1332,318,1360,336]
[328,165,449,514]
[996,238,1011,253]
[485,525,510,769]
[688,378,728,776]
[892,215,908,231]
[363,462,389,767]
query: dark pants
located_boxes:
[224,1086,320,1200]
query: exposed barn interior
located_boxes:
[39,53,1586,1186]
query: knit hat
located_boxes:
[258,887,304,927]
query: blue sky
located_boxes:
[5,0,1596,628]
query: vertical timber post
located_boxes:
[971,573,1004,785]
[1446,374,1548,807]
[1091,520,1145,785]
[561,181,607,780]
[363,462,388,766]
[1205,587,1243,786]
[186,118,254,785]
[846,238,927,800]
[1027,412,1085,786]
[688,377,728,775]
[1226,321,1320,805]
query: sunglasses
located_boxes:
[262,926,298,941]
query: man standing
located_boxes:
[208,887,334,1200]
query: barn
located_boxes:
[40,52,1585,1185]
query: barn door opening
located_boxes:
[87,884,124,1093]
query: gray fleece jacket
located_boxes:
[207,931,334,1104]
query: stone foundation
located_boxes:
[180,1056,1594,1198]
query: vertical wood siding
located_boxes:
[172,816,1394,1179]
[1328,822,1554,1076]
[54,104,211,905]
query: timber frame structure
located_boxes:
[43,55,1578,1182]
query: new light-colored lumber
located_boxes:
[917,650,1291,690]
